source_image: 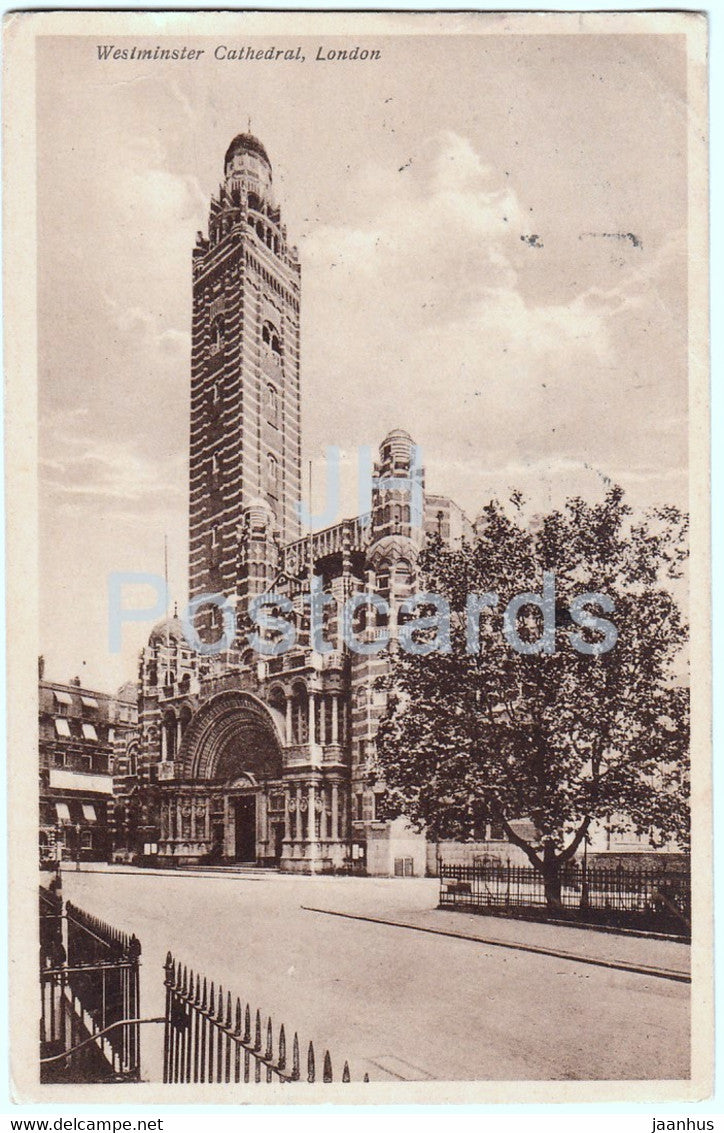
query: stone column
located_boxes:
[308,692,316,748]
[283,788,291,841]
[204,797,211,842]
[319,697,326,746]
[257,792,266,861]
[331,782,339,841]
[331,696,339,745]
[176,799,183,845]
[320,785,329,841]
[285,696,293,745]
[307,781,315,842]
[176,716,183,752]
[161,722,167,761]
[295,783,303,841]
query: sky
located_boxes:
[36,28,690,690]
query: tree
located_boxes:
[374,487,689,908]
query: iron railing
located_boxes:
[163,953,364,1083]
[439,860,691,936]
[40,896,142,1082]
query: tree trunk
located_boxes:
[541,842,562,910]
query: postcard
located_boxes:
[3,8,710,1105]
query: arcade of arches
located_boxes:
[157,690,349,871]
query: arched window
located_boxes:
[267,453,278,497]
[262,320,282,358]
[179,705,193,736]
[211,316,224,355]
[266,383,279,427]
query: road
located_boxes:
[58,867,690,1084]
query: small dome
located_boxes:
[382,427,413,445]
[243,497,275,514]
[148,615,186,648]
[224,133,271,173]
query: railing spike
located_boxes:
[307,1041,315,1083]
[342,1061,350,1083]
[201,977,208,1009]
[195,972,201,1004]
[254,1008,262,1051]
[323,1050,333,1083]
[209,981,215,1014]
[265,1017,273,1060]
[182,965,188,994]
[217,985,224,1021]
[278,1024,286,1070]
[243,1003,251,1043]
[291,1032,300,1081]
[226,990,232,1028]
[235,997,242,1035]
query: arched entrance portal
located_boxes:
[161,692,286,865]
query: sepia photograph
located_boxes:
[3,8,711,1105]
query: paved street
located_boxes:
[57,867,690,1084]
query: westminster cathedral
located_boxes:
[128,132,471,875]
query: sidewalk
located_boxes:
[301,900,691,983]
[53,864,690,981]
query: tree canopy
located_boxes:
[374,487,689,896]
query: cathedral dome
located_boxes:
[224,133,271,173]
[148,615,186,648]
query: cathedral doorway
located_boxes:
[271,822,285,864]
[234,795,256,862]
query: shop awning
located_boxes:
[53,690,72,706]
[81,723,98,741]
[81,696,99,709]
[54,718,71,738]
[81,804,97,823]
[55,802,71,824]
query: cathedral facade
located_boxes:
[133,133,470,874]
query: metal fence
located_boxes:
[40,893,142,1082]
[439,861,691,935]
[163,952,365,1084]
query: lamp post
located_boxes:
[74,822,82,871]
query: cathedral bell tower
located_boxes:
[188,133,302,641]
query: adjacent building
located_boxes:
[38,661,139,863]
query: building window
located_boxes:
[210,316,224,355]
[266,383,279,427]
[53,690,72,713]
[355,793,364,821]
[262,321,282,357]
[55,802,72,825]
[267,453,278,498]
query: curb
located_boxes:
[301,905,691,984]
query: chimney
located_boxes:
[38,655,45,680]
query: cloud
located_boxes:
[298,131,686,518]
